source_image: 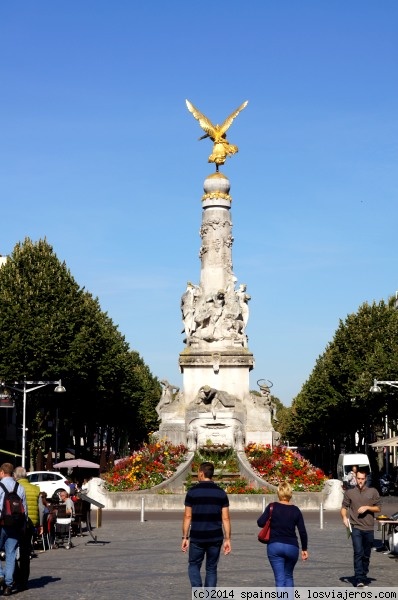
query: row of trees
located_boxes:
[0,238,161,468]
[277,298,398,472]
[3,238,396,477]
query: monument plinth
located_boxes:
[157,100,279,450]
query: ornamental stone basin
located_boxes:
[85,453,335,512]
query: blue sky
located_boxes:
[1,2,397,405]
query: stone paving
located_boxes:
[18,499,398,600]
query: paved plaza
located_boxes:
[19,499,398,600]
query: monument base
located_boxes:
[158,420,186,446]
[179,348,254,406]
[245,430,280,446]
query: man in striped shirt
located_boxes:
[181,461,231,588]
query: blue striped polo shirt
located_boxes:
[185,481,229,543]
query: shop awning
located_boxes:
[370,436,398,447]
[0,448,22,457]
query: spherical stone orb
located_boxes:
[203,172,231,196]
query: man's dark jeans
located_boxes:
[14,521,34,590]
[188,541,222,588]
[351,527,373,583]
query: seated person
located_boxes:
[69,479,78,499]
[58,490,75,518]
[39,491,50,522]
[343,465,358,489]
[38,491,53,549]
[79,478,90,493]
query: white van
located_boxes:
[336,453,371,481]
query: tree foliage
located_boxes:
[271,396,291,442]
[283,298,398,469]
[0,238,161,464]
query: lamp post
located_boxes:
[369,379,398,393]
[369,379,398,474]
[3,380,66,468]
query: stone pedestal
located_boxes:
[323,479,344,509]
[158,420,186,447]
[179,348,254,407]
[244,430,278,446]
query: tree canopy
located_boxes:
[0,238,161,465]
[283,298,398,470]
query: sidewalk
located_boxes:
[22,506,398,600]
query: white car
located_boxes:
[26,471,71,498]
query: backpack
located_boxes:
[0,482,25,528]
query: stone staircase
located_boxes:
[188,471,242,487]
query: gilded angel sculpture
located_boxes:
[186,99,248,169]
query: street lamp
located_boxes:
[2,380,66,468]
[369,379,398,393]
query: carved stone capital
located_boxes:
[202,192,232,202]
[179,349,254,369]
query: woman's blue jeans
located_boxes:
[188,541,222,588]
[351,528,373,583]
[267,542,299,587]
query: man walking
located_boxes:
[181,461,231,588]
[0,463,28,596]
[341,468,380,587]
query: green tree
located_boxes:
[271,396,291,443]
[0,238,160,464]
[284,298,398,470]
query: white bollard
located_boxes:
[262,496,266,512]
[319,502,324,529]
[140,497,145,522]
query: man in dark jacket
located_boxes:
[181,462,231,588]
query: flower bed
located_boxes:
[102,441,326,494]
[103,438,188,491]
[245,444,327,492]
[220,478,264,494]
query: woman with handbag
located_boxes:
[257,481,308,587]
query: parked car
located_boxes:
[26,471,70,498]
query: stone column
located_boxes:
[179,172,254,407]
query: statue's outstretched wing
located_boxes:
[219,100,248,136]
[186,99,216,138]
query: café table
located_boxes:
[377,518,398,552]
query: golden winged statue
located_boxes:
[186,99,248,170]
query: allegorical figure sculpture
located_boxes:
[187,424,198,451]
[257,379,278,423]
[236,283,250,328]
[181,282,251,348]
[156,379,180,419]
[181,282,201,340]
[233,425,245,451]
[195,385,237,419]
[186,99,248,170]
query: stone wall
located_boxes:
[86,489,326,511]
